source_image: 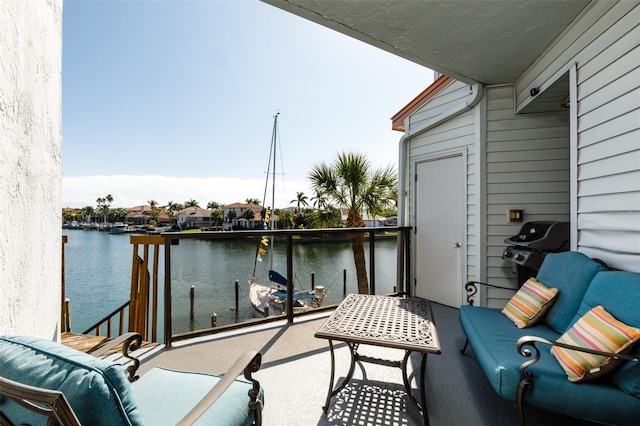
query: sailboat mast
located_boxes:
[269,112,279,271]
[252,112,280,278]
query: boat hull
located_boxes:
[248,277,324,317]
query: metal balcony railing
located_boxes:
[161,227,412,347]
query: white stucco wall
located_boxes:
[0,0,63,339]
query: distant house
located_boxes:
[222,203,273,231]
[177,206,214,229]
[126,205,151,225]
[126,205,170,226]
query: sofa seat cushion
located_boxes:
[536,251,607,334]
[460,306,560,401]
[0,335,142,426]
[459,306,640,424]
[610,344,640,398]
[131,367,263,426]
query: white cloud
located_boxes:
[62,175,311,209]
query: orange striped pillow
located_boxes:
[502,278,558,328]
[551,305,640,382]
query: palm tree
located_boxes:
[210,209,224,227]
[96,195,112,225]
[305,206,342,229]
[310,190,328,210]
[242,208,255,220]
[81,206,95,223]
[207,201,221,210]
[309,152,397,294]
[147,200,160,226]
[184,199,198,207]
[109,207,128,223]
[165,201,178,224]
[245,198,261,206]
[290,191,309,214]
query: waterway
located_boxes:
[63,229,399,337]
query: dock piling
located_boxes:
[190,286,195,320]
[343,269,347,296]
[234,280,239,317]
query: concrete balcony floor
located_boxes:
[125,302,599,425]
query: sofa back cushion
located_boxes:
[536,251,607,333]
[0,335,143,426]
[551,305,640,382]
[569,271,640,397]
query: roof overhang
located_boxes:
[262,0,593,85]
[391,74,454,131]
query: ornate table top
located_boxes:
[315,294,441,353]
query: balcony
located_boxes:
[111,302,594,425]
[77,228,597,424]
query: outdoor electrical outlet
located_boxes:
[509,209,523,222]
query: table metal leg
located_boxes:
[419,353,429,426]
[339,343,358,391]
[323,341,359,413]
[322,339,336,413]
[401,350,430,426]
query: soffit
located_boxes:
[262,0,592,85]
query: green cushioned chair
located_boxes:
[0,334,263,426]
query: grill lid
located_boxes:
[504,221,569,251]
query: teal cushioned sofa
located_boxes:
[459,251,640,426]
[0,334,263,426]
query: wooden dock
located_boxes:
[61,332,157,355]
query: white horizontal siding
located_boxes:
[407,113,475,226]
[579,191,640,213]
[575,9,640,268]
[407,80,471,131]
[579,130,639,163]
[406,81,478,297]
[515,1,638,109]
[485,85,571,306]
[517,1,640,271]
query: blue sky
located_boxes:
[62,0,432,208]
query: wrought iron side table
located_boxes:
[315,294,441,426]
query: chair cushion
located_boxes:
[0,335,143,426]
[536,251,607,333]
[502,277,558,328]
[132,367,263,425]
[551,306,640,382]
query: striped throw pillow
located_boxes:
[551,305,640,382]
[502,278,558,328]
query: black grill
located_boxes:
[502,221,570,285]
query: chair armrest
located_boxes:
[517,335,640,365]
[0,375,81,426]
[87,332,143,382]
[464,281,516,305]
[514,335,639,425]
[516,335,640,391]
[176,351,263,426]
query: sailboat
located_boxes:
[248,113,326,316]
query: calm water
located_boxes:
[63,229,398,337]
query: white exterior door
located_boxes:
[414,155,464,307]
